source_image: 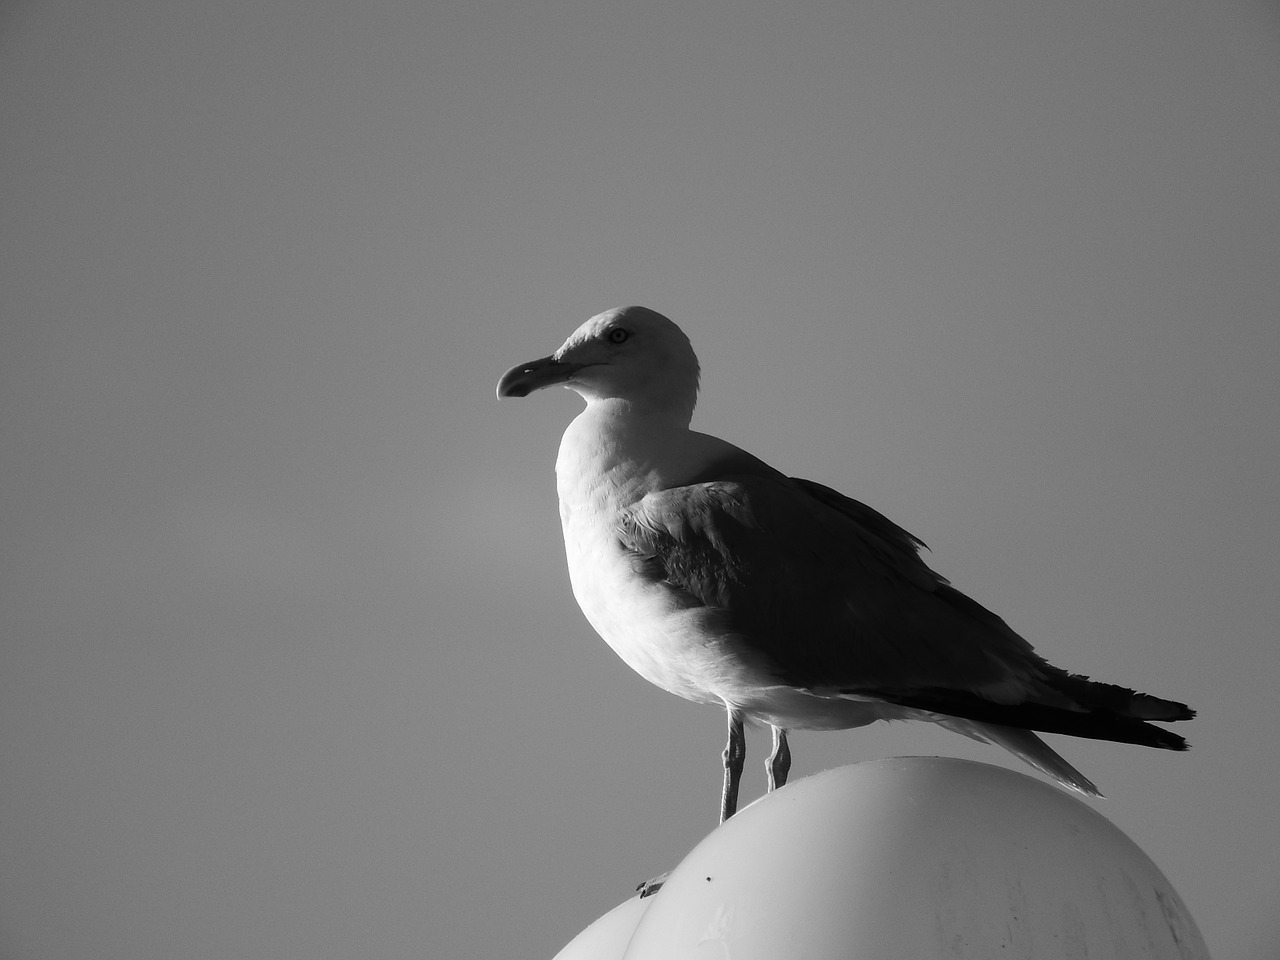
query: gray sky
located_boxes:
[3,1,1278,958]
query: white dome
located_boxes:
[554,758,1209,960]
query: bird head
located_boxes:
[496,306,701,421]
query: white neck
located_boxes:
[555,398,711,516]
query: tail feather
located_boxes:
[870,685,1192,751]
[935,717,1102,797]
[863,666,1195,753]
[1051,672,1195,723]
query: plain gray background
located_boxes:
[3,1,1278,958]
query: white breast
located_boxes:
[557,493,719,704]
[552,403,895,730]
[554,408,746,706]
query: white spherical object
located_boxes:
[552,891,652,960]
[618,758,1208,960]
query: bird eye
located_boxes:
[607,327,629,344]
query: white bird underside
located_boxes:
[497,306,1193,814]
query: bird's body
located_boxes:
[558,417,768,713]
[558,412,901,731]
[498,306,1193,819]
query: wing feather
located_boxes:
[617,472,1043,694]
[617,470,1192,748]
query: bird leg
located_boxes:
[767,725,791,792]
[643,709,746,894]
[720,710,745,822]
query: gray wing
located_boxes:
[618,471,1192,748]
[618,472,1039,694]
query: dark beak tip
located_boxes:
[496,355,573,400]
[496,380,531,399]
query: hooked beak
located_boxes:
[495,355,584,398]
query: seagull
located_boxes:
[496,305,1194,823]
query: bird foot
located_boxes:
[636,870,670,898]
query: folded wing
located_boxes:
[617,470,1192,750]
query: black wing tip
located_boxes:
[1148,726,1191,751]
[1055,673,1197,724]
[864,686,1196,752]
[1117,686,1196,723]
